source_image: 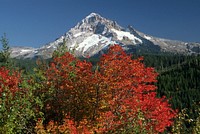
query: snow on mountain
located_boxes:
[10,47,37,59]
[144,35,152,40]
[11,12,200,59]
[111,28,142,44]
[76,34,114,52]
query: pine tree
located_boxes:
[0,33,12,67]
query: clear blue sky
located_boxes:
[0,0,200,48]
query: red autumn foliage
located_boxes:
[96,45,177,133]
[0,67,21,96]
[45,52,100,122]
[40,44,176,133]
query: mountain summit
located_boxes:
[11,13,200,59]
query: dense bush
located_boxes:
[0,67,36,133]
[35,45,176,133]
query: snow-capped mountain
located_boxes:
[10,47,37,59]
[11,13,200,59]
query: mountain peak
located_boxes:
[82,12,104,24]
[86,12,101,19]
[11,13,200,59]
[75,12,122,32]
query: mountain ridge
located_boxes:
[10,13,200,59]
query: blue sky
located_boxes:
[0,0,200,48]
